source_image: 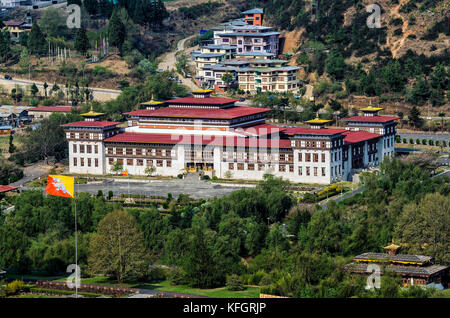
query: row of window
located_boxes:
[223,152,293,162]
[109,158,172,167]
[73,157,99,167]
[73,144,99,154]
[106,147,175,157]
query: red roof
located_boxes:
[282,127,347,136]
[31,106,73,112]
[104,132,291,148]
[342,130,381,144]
[0,185,19,193]
[126,106,270,119]
[165,96,239,105]
[341,115,400,123]
[61,121,121,128]
[238,124,286,136]
[4,21,23,27]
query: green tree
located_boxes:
[382,60,405,92]
[110,161,123,175]
[108,9,126,54]
[88,210,147,283]
[30,83,39,98]
[395,193,450,264]
[39,7,69,39]
[325,49,346,80]
[144,165,156,177]
[8,134,16,154]
[27,23,47,56]
[408,106,422,129]
[19,48,30,73]
[0,31,10,62]
[74,26,90,55]
[221,72,234,90]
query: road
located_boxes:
[0,78,121,102]
[9,161,50,187]
[157,35,199,91]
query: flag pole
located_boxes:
[74,180,78,298]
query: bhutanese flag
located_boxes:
[121,170,128,176]
[46,175,74,198]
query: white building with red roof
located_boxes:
[62,91,398,184]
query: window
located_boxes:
[298,152,302,161]
[322,167,326,176]
[289,165,294,172]
[321,153,325,162]
[95,145,98,154]
[80,158,84,166]
[87,145,92,154]
[80,145,85,153]
[237,163,244,170]
[95,158,98,167]
[313,154,318,162]
[306,167,310,176]
[127,159,133,166]
[73,158,77,166]
[248,163,255,171]
[157,160,163,167]
[126,148,133,155]
[167,160,172,167]
[73,144,77,153]
[228,163,234,170]
[147,160,153,166]
[305,153,311,162]
[298,166,302,175]
[109,158,114,164]
[314,167,318,176]
[137,159,144,166]
[279,165,286,172]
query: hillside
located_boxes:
[247,0,449,118]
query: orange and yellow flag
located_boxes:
[121,170,128,176]
[46,175,74,198]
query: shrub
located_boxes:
[416,138,420,144]
[429,139,434,146]
[422,139,427,145]
[442,141,447,147]
[201,175,210,180]
[226,274,244,291]
[167,267,187,286]
[147,267,167,282]
[177,174,183,179]
[5,280,27,295]
[402,138,407,143]
[435,140,439,146]
[108,190,113,200]
[395,136,401,143]
[409,138,414,144]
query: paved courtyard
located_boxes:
[74,175,246,199]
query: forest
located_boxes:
[0,156,448,297]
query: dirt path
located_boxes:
[158,35,199,91]
[384,0,414,58]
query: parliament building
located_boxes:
[62,90,398,184]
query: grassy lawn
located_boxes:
[52,275,260,298]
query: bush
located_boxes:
[108,190,113,200]
[201,175,210,180]
[177,174,183,179]
[442,141,447,147]
[422,139,427,145]
[403,138,407,143]
[409,138,414,144]
[435,140,439,146]
[226,274,244,291]
[416,138,420,144]
[167,267,187,286]
[147,267,167,282]
[5,280,27,295]
[429,139,434,146]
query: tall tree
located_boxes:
[74,26,90,55]
[0,31,10,62]
[27,23,47,56]
[88,210,148,283]
[108,9,126,54]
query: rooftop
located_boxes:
[342,130,381,144]
[282,127,347,136]
[242,8,264,14]
[360,106,384,112]
[0,185,19,193]
[61,121,121,128]
[345,262,448,277]
[341,115,401,123]
[29,106,73,112]
[353,252,432,265]
[126,106,270,120]
[104,132,291,148]
[165,96,239,106]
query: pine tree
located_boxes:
[408,105,422,129]
[108,9,126,53]
[74,26,90,55]
[27,23,47,56]
[19,48,30,72]
[0,31,10,62]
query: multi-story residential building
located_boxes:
[2,20,32,41]
[63,91,399,184]
[192,45,237,80]
[216,25,280,55]
[242,8,264,26]
[236,59,300,93]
